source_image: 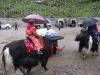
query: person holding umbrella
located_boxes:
[22,14,48,54]
[25,20,44,54]
[82,18,99,44]
[87,23,99,44]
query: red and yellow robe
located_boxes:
[25,23,44,50]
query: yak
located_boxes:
[1,38,50,75]
[75,29,99,56]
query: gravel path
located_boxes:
[0,26,100,75]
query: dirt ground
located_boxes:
[0,26,100,75]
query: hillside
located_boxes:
[0,0,100,18]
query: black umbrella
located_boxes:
[82,18,98,27]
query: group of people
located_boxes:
[25,20,59,53]
[24,17,100,54]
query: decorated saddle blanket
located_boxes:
[24,39,37,53]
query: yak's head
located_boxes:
[75,28,89,42]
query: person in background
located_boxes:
[58,25,61,31]
[44,23,47,28]
[25,20,44,53]
[58,21,64,31]
[14,22,18,30]
[44,23,49,30]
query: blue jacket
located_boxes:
[87,25,98,37]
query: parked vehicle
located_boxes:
[0,22,11,29]
[35,18,55,29]
[35,24,43,29]
[68,18,77,27]
[78,21,83,27]
[55,19,64,28]
[77,17,86,27]
[64,18,68,26]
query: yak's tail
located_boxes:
[1,46,6,55]
[1,46,7,75]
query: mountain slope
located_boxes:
[0,0,100,17]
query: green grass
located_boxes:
[0,0,100,17]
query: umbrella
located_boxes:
[82,17,98,27]
[22,14,48,24]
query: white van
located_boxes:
[0,22,11,29]
[69,19,77,27]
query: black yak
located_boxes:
[2,39,49,75]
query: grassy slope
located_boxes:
[0,0,100,17]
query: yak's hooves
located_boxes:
[45,68,48,71]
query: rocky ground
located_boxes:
[0,26,100,75]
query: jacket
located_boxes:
[87,24,98,37]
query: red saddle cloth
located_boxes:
[24,39,37,53]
